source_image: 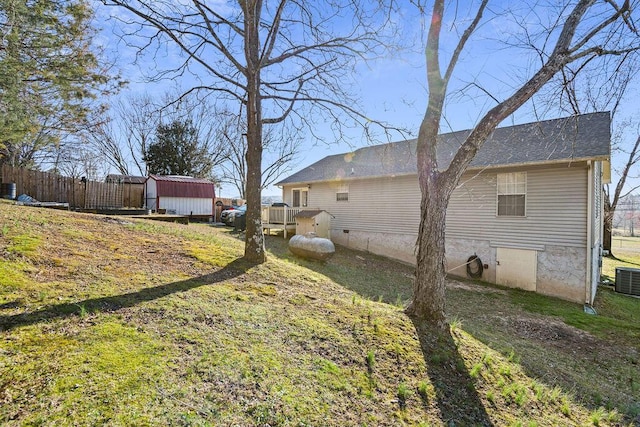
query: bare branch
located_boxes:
[103,0,248,91]
[443,0,488,85]
[568,0,630,56]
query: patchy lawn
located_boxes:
[1,200,638,426]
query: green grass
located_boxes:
[602,236,640,279]
[6,233,41,256]
[0,200,638,425]
[504,287,640,342]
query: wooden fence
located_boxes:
[0,164,142,209]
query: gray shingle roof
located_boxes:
[295,209,329,218]
[277,112,610,185]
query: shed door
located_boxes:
[496,247,537,291]
[296,218,314,235]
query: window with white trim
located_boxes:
[336,183,349,202]
[292,188,308,207]
[497,172,526,216]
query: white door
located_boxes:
[496,247,537,291]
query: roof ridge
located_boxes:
[276,112,610,186]
[352,112,610,154]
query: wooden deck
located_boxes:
[261,206,302,238]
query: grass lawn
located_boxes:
[1,199,639,426]
[603,236,640,279]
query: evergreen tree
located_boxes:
[144,120,214,178]
[0,0,118,167]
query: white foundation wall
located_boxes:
[445,239,495,282]
[446,238,586,302]
[331,229,417,264]
[331,230,587,303]
[537,246,587,302]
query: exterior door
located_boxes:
[496,247,537,291]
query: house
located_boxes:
[105,174,146,208]
[276,112,611,305]
[145,175,216,218]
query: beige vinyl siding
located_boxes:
[284,162,588,248]
[447,165,588,248]
[288,175,421,234]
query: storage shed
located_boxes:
[106,174,146,208]
[294,210,332,239]
[145,175,216,218]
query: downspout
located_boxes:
[586,160,593,306]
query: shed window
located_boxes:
[336,184,349,202]
[497,172,526,216]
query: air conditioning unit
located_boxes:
[615,267,640,296]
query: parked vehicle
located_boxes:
[222,205,246,225]
[233,210,246,231]
[220,206,239,224]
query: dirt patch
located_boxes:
[447,279,507,295]
[501,314,599,349]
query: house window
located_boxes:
[336,184,349,202]
[292,189,308,207]
[497,172,526,216]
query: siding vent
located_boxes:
[615,267,640,296]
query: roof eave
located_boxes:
[279,156,608,186]
[466,156,609,171]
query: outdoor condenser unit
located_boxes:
[615,267,640,297]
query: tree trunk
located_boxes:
[242,0,267,264]
[405,172,451,330]
[243,129,266,263]
[603,211,614,257]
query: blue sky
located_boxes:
[92,1,639,198]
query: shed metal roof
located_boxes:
[277,112,611,185]
[148,175,216,199]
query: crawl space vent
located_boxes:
[615,267,640,296]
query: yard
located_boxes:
[603,236,640,276]
[0,199,638,426]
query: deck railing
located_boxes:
[261,206,302,224]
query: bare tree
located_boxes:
[618,193,640,235]
[407,0,640,328]
[605,124,640,254]
[50,143,109,180]
[100,0,398,263]
[217,109,301,198]
[216,110,248,198]
[536,51,640,255]
[86,94,159,176]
